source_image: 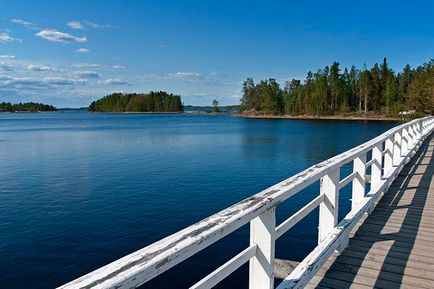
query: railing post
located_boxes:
[318,169,340,244]
[393,130,402,166]
[401,128,408,157]
[408,125,414,149]
[384,137,394,176]
[352,154,366,211]
[371,144,382,192]
[249,207,275,289]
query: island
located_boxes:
[88,91,183,113]
[0,102,57,113]
[239,58,433,119]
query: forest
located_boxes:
[88,91,183,112]
[240,58,434,117]
[0,102,57,112]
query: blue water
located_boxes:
[0,112,396,288]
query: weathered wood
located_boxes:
[249,207,275,289]
[352,154,366,210]
[318,169,340,243]
[274,259,300,280]
[384,137,394,176]
[276,194,324,239]
[191,245,257,289]
[371,144,382,190]
[393,130,402,166]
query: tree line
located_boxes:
[88,91,183,112]
[0,102,57,112]
[240,58,434,116]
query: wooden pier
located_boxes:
[59,117,434,289]
[307,136,434,289]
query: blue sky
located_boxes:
[0,0,433,107]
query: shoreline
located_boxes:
[89,111,183,114]
[235,114,400,121]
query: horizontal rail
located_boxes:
[382,148,392,156]
[275,194,324,239]
[190,245,257,289]
[338,172,356,190]
[59,116,434,289]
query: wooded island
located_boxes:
[240,58,433,118]
[88,91,183,113]
[0,102,57,112]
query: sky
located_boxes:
[0,0,433,107]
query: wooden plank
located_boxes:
[274,259,300,280]
[348,238,434,258]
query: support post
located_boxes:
[352,154,366,211]
[371,144,382,192]
[407,125,413,149]
[384,137,394,177]
[417,121,422,140]
[318,169,340,244]
[249,207,275,289]
[401,128,408,157]
[393,131,402,166]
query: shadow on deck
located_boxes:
[308,134,434,289]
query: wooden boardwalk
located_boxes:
[307,135,434,289]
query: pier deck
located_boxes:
[307,136,434,289]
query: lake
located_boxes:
[0,112,396,288]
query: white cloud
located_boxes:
[112,65,125,70]
[67,20,112,30]
[83,21,112,29]
[143,72,204,83]
[0,62,14,72]
[76,48,90,54]
[67,21,84,30]
[0,75,12,81]
[170,72,203,80]
[11,18,38,29]
[99,78,129,85]
[3,77,49,88]
[71,71,100,79]
[44,77,87,85]
[0,55,16,60]
[28,64,59,72]
[72,63,102,68]
[0,32,15,43]
[143,72,204,82]
[36,29,87,43]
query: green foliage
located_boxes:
[241,59,434,116]
[212,99,219,112]
[0,102,57,112]
[241,78,283,114]
[89,91,183,112]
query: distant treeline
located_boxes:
[0,102,57,112]
[240,58,434,116]
[184,105,239,113]
[89,91,183,112]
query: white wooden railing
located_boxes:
[59,116,434,289]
